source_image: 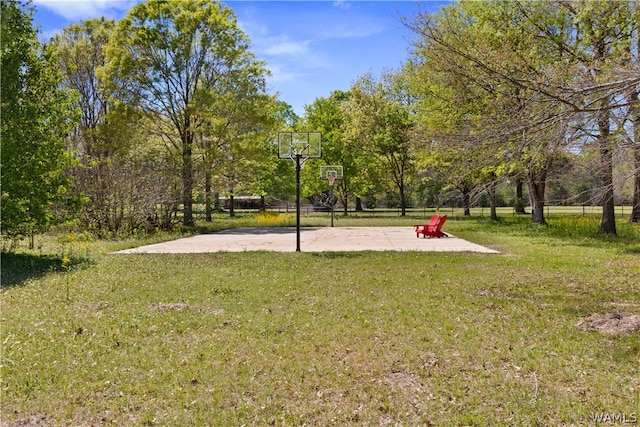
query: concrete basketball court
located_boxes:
[114,227,499,254]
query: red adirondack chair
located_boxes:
[417,215,448,238]
[414,214,439,238]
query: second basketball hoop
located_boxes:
[320,165,342,227]
[320,165,343,186]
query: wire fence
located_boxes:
[192,204,635,219]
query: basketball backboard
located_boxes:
[278,132,322,160]
[320,165,343,179]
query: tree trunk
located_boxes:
[596,106,616,234]
[205,171,212,222]
[528,169,547,225]
[342,192,349,216]
[632,137,640,224]
[214,192,221,213]
[589,32,617,234]
[182,131,194,227]
[488,179,498,221]
[630,88,640,223]
[462,186,471,216]
[355,196,363,212]
[514,178,527,214]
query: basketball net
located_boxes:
[296,154,310,169]
[327,174,336,187]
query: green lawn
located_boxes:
[1,215,639,426]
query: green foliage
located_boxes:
[405,0,640,229]
[51,18,164,234]
[302,91,355,208]
[0,0,78,236]
[343,71,417,214]
[101,0,270,226]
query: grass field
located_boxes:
[1,213,639,426]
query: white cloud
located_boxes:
[262,39,310,57]
[33,0,135,21]
[332,1,351,10]
[266,63,305,84]
[257,36,331,83]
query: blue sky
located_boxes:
[32,0,448,116]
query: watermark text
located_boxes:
[591,413,638,424]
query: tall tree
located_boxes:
[52,18,148,233]
[404,48,502,219]
[621,3,640,224]
[196,61,273,220]
[1,0,77,236]
[102,0,267,226]
[52,18,115,158]
[344,72,416,216]
[304,90,356,215]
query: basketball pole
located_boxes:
[278,131,321,252]
[295,153,301,252]
[329,181,335,228]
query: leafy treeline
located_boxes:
[2,0,638,238]
[402,0,640,233]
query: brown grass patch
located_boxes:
[576,312,640,334]
[150,303,224,315]
[384,371,424,392]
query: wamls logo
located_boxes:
[591,412,638,424]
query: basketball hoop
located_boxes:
[320,165,343,183]
[278,132,322,252]
[319,165,343,228]
[278,132,321,164]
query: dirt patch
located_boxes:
[576,312,640,334]
[384,371,424,392]
[77,302,109,311]
[152,302,190,311]
[151,303,225,315]
[3,415,49,427]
